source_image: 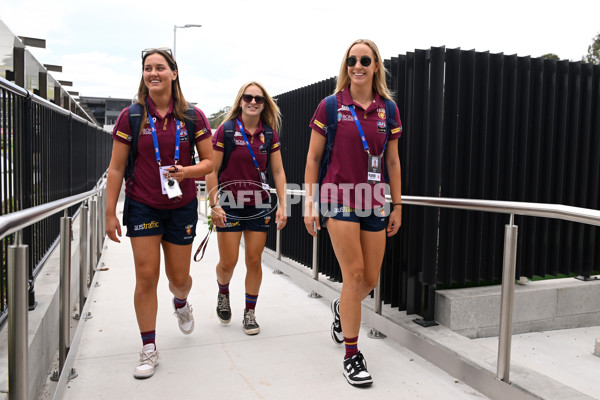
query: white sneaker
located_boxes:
[173,300,195,335]
[134,344,159,379]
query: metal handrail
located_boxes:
[0,186,103,242]
[272,188,600,384]
[0,76,100,128]
[4,178,107,400]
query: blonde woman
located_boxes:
[205,81,287,335]
[304,39,403,386]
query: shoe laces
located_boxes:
[175,304,193,322]
[218,294,230,311]
[350,353,367,372]
[139,349,157,366]
[245,309,257,325]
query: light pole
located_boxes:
[173,24,202,59]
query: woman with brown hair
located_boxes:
[105,47,213,379]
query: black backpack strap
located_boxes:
[218,119,237,183]
[183,103,197,165]
[318,94,339,186]
[383,98,398,183]
[125,102,144,182]
[262,123,274,172]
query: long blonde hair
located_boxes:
[135,48,190,130]
[223,81,282,132]
[334,39,394,101]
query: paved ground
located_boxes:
[45,200,490,400]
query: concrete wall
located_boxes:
[436,278,600,338]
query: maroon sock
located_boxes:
[245,293,258,310]
[344,336,359,359]
[141,330,156,349]
[173,297,187,309]
[218,281,230,295]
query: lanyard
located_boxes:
[146,102,181,166]
[348,105,387,156]
[236,119,261,171]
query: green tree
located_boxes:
[208,106,231,129]
[541,53,560,61]
[583,32,600,64]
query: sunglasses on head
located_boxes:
[141,47,173,59]
[345,55,372,67]
[242,94,266,104]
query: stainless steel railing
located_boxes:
[1,177,107,400]
[270,189,600,384]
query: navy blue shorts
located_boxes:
[321,204,388,232]
[125,197,198,245]
[215,205,273,232]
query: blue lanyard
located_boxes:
[236,119,261,171]
[348,105,387,156]
[146,103,181,166]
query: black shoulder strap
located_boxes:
[262,123,274,172]
[383,98,398,183]
[183,103,197,165]
[218,119,237,182]
[318,94,339,186]
[125,102,144,181]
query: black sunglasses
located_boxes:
[242,94,266,104]
[346,55,372,67]
[142,47,173,59]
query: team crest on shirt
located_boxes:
[180,129,189,141]
[377,108,386,119]
[337,112,342,122]
[260,133,265,143]
[377,121,387,134]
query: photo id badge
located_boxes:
[260,171,270,190]
[367,155,382,184]
[159,165,183,198]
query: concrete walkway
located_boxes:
[47,198,490,400]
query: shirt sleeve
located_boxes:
[213,125,225,152]
[270,130,281,153]
[308,98,328,137]
[193,107,212,142]
[389,105,403,140]
[112,108,132,144]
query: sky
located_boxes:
[2,0,599,117]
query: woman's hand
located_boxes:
[165,165,185,182]
[386,206,402,237]
[211,205,227,228]
[275,207,287,231]
[105,214,122,243]
[303,201,321,237]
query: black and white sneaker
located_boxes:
[216,292,231,324]
[243,309,260,335]
[331,299,344,344]
[343,351,373,387]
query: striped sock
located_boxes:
[344,336,359,359]
[173,297,187,309]
[245,293,258,310]
[218,281,230,295]
[141,330,156,349]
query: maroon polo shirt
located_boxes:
[309,87,402,209]
[112,98,212,209]
[213,119,281,206]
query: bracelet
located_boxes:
[393,203,402,208]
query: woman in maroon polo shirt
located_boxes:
[205,81,287,336]
[105,48,213,379]
[304,39,403,387]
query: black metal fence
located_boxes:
[0,77,111,326]
[267,46,600,321]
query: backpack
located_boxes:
[218,119,274,183]
[124,102,197,182]
[318,94,398,185]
